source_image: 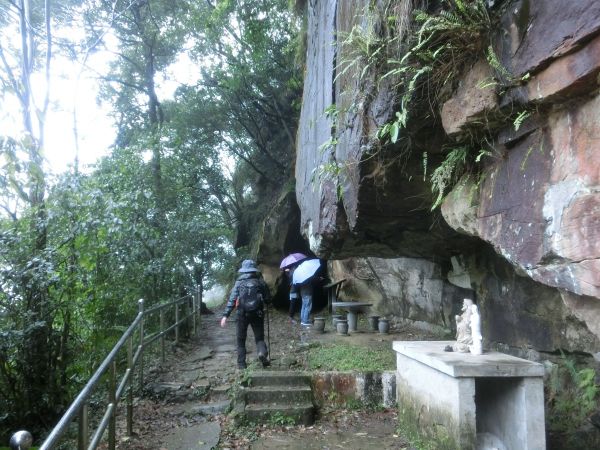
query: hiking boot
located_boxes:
[258,352,270,368]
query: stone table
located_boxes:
[393,341,545,450]
[331,302,373,332]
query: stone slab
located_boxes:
[392,341,544,377]
[331,302,373,309]
[160,421,220,450]
[189,400,231,416]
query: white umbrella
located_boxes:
[292,259,321,284]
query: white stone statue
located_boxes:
[452,298,473,353]
[469,304,482,355]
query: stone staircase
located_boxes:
[240,371,316,426]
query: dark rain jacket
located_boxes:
[223,272,271,318]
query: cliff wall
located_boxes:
[295,0,600,355]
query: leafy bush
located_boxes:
[546,355,599,433]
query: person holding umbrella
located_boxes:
[291,259,321,327]
[220,259,271,369]
[280,253,307,324]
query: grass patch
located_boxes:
[307,341,395,371]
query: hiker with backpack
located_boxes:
[220,259,271,369]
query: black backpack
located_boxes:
[237,278,263,312]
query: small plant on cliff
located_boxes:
[429,146,469,209]
[378,0,492,143]
[267,411,297,427]
[331,0,511,209]
[378,0,506,210]
[428,142,496,210]
[335,6,387,84]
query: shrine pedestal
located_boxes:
[393,341,545,450]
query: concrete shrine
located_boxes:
[393,341,546,450]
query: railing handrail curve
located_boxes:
[16,287,205,450]
[39,309,144,450]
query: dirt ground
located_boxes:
[110,305,438,450]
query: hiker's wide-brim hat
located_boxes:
[238,259,259,273]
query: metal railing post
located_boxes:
[175,301,180,344]
[160,309,165,363]
[196,285,202,330]
[138,299,145,392]
[127,336,134,436]
[185,297,191,338]
[77,404,88,450]
[192,293,197,336]
[108,361,117,450]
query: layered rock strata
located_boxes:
[292,0,600,352]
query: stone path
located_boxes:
[115,308,426,449]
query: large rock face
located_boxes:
[295,0,340,255]
[296,0,473,260]
[294,0,600,354]
[330,257,474,332]
[441,3,600,300]
[443,94,600,298]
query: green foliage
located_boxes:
[485,45,511,82]
[381,0,491,138]
[335,0,497,208]
[378,111,405,144]
[267,412,297,427]
[307,341,395,371]
[546,355,599,433]
[178,0,303,250]
[429,147,469,210]
[0,448,39,450]
[513,110,532,131]
[335,6,387,85]
[1,0,301,441]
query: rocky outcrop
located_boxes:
[330,252,599,354]
[255,188,314,304]
[441,2,600,300]
[296,0,473,260]
[293,0,600,353]
[329,257,473,332]
[295,0,340,255]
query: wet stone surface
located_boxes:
[114,308,433,449]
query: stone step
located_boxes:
[209,383,232,401]
[243,385,313,404]
[239,370,316,426]
[244,402,315,426]
[246,370,312,387]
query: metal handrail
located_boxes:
[10,286,203,450]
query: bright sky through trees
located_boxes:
[0,34,200,175]
[42,53,114,173]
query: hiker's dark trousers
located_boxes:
[236,310,268,368]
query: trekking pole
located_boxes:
[266,303,271,362]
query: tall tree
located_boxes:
[181,0,303,249]
[85,0,191,303]
[0,0,83,433]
